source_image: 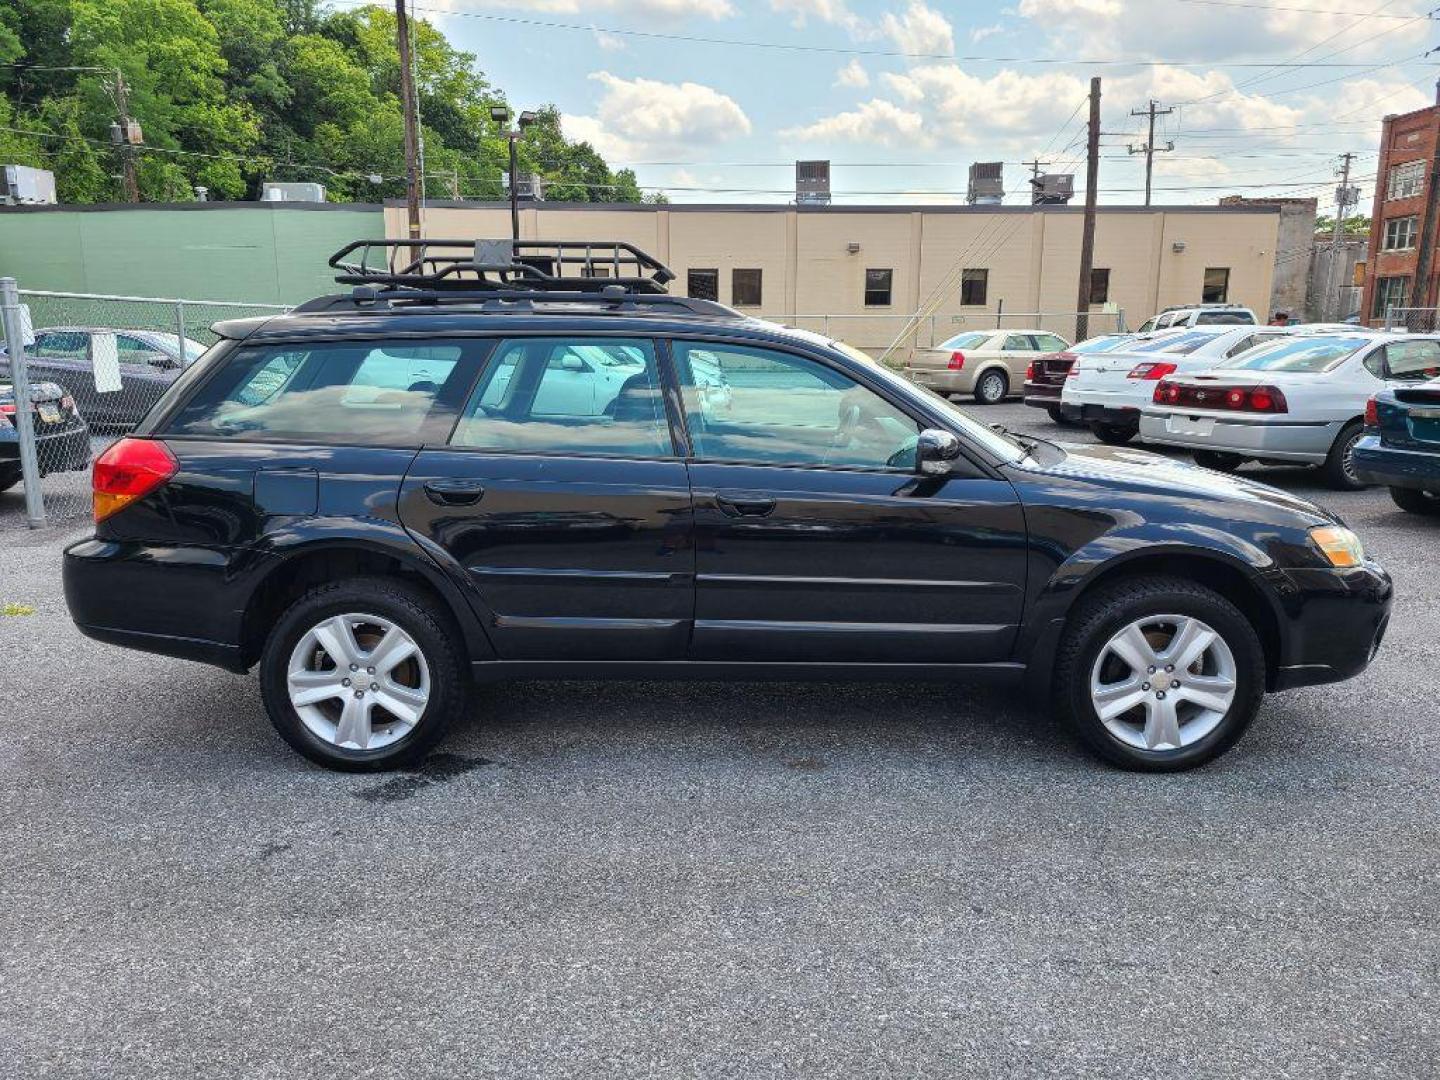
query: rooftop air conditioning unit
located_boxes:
[1,165,57,205]
[261,181,326,203]
[1032,173,1075,205]
[967,162,1004,205]
[796,160,832,206]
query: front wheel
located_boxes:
[973,369,1009,404]
[1391,486,1440,515]
[259,577,468,771]
[1089,421,1137,446]
[1053,576,1265,771]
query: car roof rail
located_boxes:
[290,286,742,319]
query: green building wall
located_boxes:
[0,202,384,305]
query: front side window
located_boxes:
[688,269,718,301]
[1383,215,1418,251]
[1202,268,1230,304]
[864,268,893,307]
[452,337,670,458]
[1089,268,1110,305]
[960,268,988,306]
[1383,339,1440,380]
[166,338,480,445]
[672,340,921,471]
[732,268,763,307]
[1387,160,1425,200]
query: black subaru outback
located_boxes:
[62,239,1392,772]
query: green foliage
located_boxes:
[1,0,643,204]
[1315,215,1371,237]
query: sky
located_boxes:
[380,0,1438,214]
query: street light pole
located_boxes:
[491,107,538,244]
[509,133,519,242]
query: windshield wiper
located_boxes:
[987,422,1042,454]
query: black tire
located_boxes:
[1192,450,1246,473]
[259,576,468,771]
[1052,575,1266,772]
[1322,420,1368,491]
[1089,420,1137,446]
[973,369,1009,404]
[0,466,18,493]
[1045,405,1071,426]
[1391,486,1440,515]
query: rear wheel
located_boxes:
[1053,575,1265,771]
[1192,450,1246,473]
[973,369,1009,404]
[1045,405,1070,425]
[1391,486,1440,515]
[1089,420,1137,446]
[1322,421,1368,491]
[0,466,18,493]
[259,577,467,771]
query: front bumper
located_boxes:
[1138,411,1340,463]
[1353,436,1440,492]
[0,421,91,475]
[1265,561,1393,690]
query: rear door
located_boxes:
[399,336,694,661]
[1000,334,1039,383]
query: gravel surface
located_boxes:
[1,400,1436,1079]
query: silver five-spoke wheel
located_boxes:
[286,613,430,751]
[1089,614,1237,752]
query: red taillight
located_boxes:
[947,351,965,371]
[1364,395,1379,428]
[0,401,14,417]
[1153,380,1287,413]
[1025,361,1036,380]
[92,437,177,522]
[1127,362,1178,380]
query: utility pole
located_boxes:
[1128,99,1174,206]
[1022,157,1049,205]
[112,71,139,203]
[1327,152,1357,322]
[1075,76,1101,341]
[394,0,422,244]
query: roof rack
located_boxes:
[329,238,676,294]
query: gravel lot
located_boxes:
[1,401,1436,1079]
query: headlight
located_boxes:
[1310,526,1365,568]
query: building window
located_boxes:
[1373,275,1410,319]
[960,268,988,306]
[1386,160,1425,201]
[1089,268,1110,305]
[1383,215,1418,251]
[1202,267,1230,304]
[687,269,718,301]
[864,268,893,306]
[732,268,762,307]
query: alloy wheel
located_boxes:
[286,613,431,751]
[1088,614,1237,752]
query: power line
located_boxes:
[1173,0,1431,19]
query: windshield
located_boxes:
[937,331,991,350]
[1072,335,1133,354]
[1217,335,1371,373]
[1133,330,1218,355]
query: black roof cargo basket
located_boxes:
[330,238,676,294]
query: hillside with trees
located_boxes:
[0,0,651,204]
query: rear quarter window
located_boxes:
[163,338,487,445]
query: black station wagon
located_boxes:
[63,240,1393,772]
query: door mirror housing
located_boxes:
[559,354,585,372]
[148,353,180,370]
[916,428,961,475]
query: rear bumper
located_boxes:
[1064,401,1141,427]
[1264,562,1393,690]
[1022,382,1063,407]
[1138,411,1339,463]
[0,422,90,475]
[1353,436,1440,492]
[908,368,973,394]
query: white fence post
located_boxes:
[0,277,46,528]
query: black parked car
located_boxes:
[1,379,90,492]
[1355,380,1440,515]
[63,239,1393,773]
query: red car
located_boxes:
[1023,333,1137,424]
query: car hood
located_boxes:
[1015,440,1340,524]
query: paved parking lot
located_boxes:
[1,401,1436,1078]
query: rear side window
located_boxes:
[1383,339,1440,381]
[164,338,485,445]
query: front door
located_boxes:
[671,339,1028,664]
[400,336,693,661]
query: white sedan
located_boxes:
[1139,332,1440,489]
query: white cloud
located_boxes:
[564,73,751,161]
[879,1,955,57]
[769,0,865,33]
[781,98,930,148]
[834,58,870,89]
[593,29,627,50]
[969,23,1004,43]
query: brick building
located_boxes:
[1362,98,1440,324]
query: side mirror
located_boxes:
[147,353,179,370]
[916,428,961,475]
[560,355,585,372]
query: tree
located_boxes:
[1315,215,1371,237]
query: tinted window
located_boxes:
[1195,311,1251,325]
[166,338,481,445]
[673,341,920,471]
[1384,339,1440,381]
[453,337,670,458]
[1219,336,1370,373]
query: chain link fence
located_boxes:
[1,282,288,528]
[1382,307,1440,333]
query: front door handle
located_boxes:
[715,492,777,517]
[423,478,486,506]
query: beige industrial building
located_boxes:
[385,200,1282,353]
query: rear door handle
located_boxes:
[423,478,486,506]
[715,492,776,517]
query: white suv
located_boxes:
[1137,305,1257,333]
